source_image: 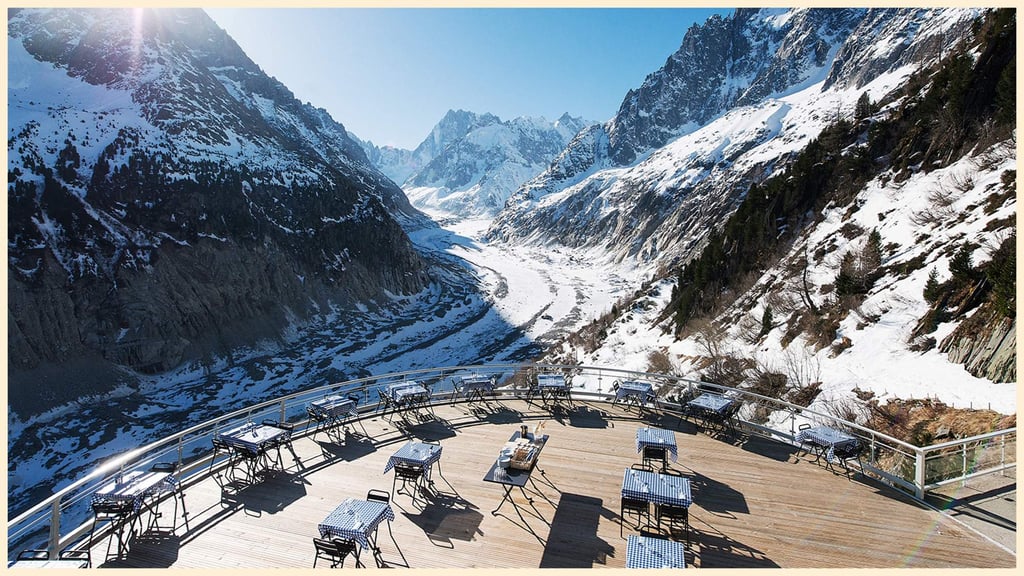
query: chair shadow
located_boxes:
[402,492,484,548]
[539,493,617,568]
[688,471,749,516]
[100,530,181,568]
[318,433,377,461]
[222,472,308,515]
[399,418,458,442]
[691,520,779,568]
[567,405,612,429]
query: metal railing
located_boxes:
[7,363,1015,561]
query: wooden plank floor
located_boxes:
[91,399,1015,569]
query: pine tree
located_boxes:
[759,305,773,337]
[923,268,942,304]
[854,91,873,121]
[949,244,976,284]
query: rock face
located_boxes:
[7,8,429,415]
[489,7,980,268]
[359,110,590,216]
[941,309,1016,384]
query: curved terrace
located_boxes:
[7,364,1016,569]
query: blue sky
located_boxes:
[206,8,729,149]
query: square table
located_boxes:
[310,395,357,437]
[621,467,692,540]
[385,441,443,482]
[483,431,549,521]
[795,425,859,463]
[318,498,395,559]
[455,374,495,403]
[626,534,687,569]
[536,374,572,407]
[387,381,430,408]
[91,469,179,553]
[636,427,679,465]
[621,468,692,508]
[217,422,290,479]
[616,381,655,412]
[686,394,736,432]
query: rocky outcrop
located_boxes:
[941,307,1016,383]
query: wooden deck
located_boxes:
[89,399,1015,569]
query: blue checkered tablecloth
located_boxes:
[384,441,443,480]
[636,427,678,462]
[621,468,691,507]
[92,470,177,512]
[626,534,687,569]
[310,395,356,419]
[796,425,858,463]
[318,498,395,549]
[616,381,654,404]
[687,393,733,414]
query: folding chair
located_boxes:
[620,496,650,537]
[145,462,181,532]
[89,499,137,562]
[391,462,425,502]
[305,407,326,441]
[828,441,866,477]
[210,437,238,478]
[642,445,668,471]
[656,503,689,542]
[312,536,361,568]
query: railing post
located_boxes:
[177,437,184,469]
[915,449,927,499]
[48,499,61,560]
[279,399,287,423]
[961,443,968,487]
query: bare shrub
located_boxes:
[646,350,675,375]
[949,170,975,192]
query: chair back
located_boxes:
[643,446,667,460]
[212,437,231,451]
[149,461,177,473]
[92,500,134,517]
[621,496,649,512]
[659,503,688,520]
[798,423,812,431]
[366,489,390,504]
[395,463,424,480]
[313,537,351,561]
[834,441,864,459]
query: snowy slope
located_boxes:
[566,137,1016,417]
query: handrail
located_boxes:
[8,362,1015,560]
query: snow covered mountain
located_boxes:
[489,8,983,268]
[7,8,430,414]
[534,7,1016,421]
[359,110,590,217]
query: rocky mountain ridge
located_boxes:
[358,109,591,216]
[7,8,431,415]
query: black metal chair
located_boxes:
[89,499,137,562]
[796,423,818,459]
[262,419,296,468]
[312,536,360,568]
[367,488,390,504]
[620,496,651,537]
[656,503,690,542]
[305,407,327,441]
[642,445,668,471]
[828,441,866,477]
[391,462,425,502]
[209,437,238,479]
[145,461,181,532]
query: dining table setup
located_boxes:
[625,534,688,569]
[635,427,678,471]
[88,468,182,559]
[318,497,396,567]
[308,394,360,439]
[215,421,291,482]
[535,373,573,408]
[453,374,496,403]
[615,380,656,413]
